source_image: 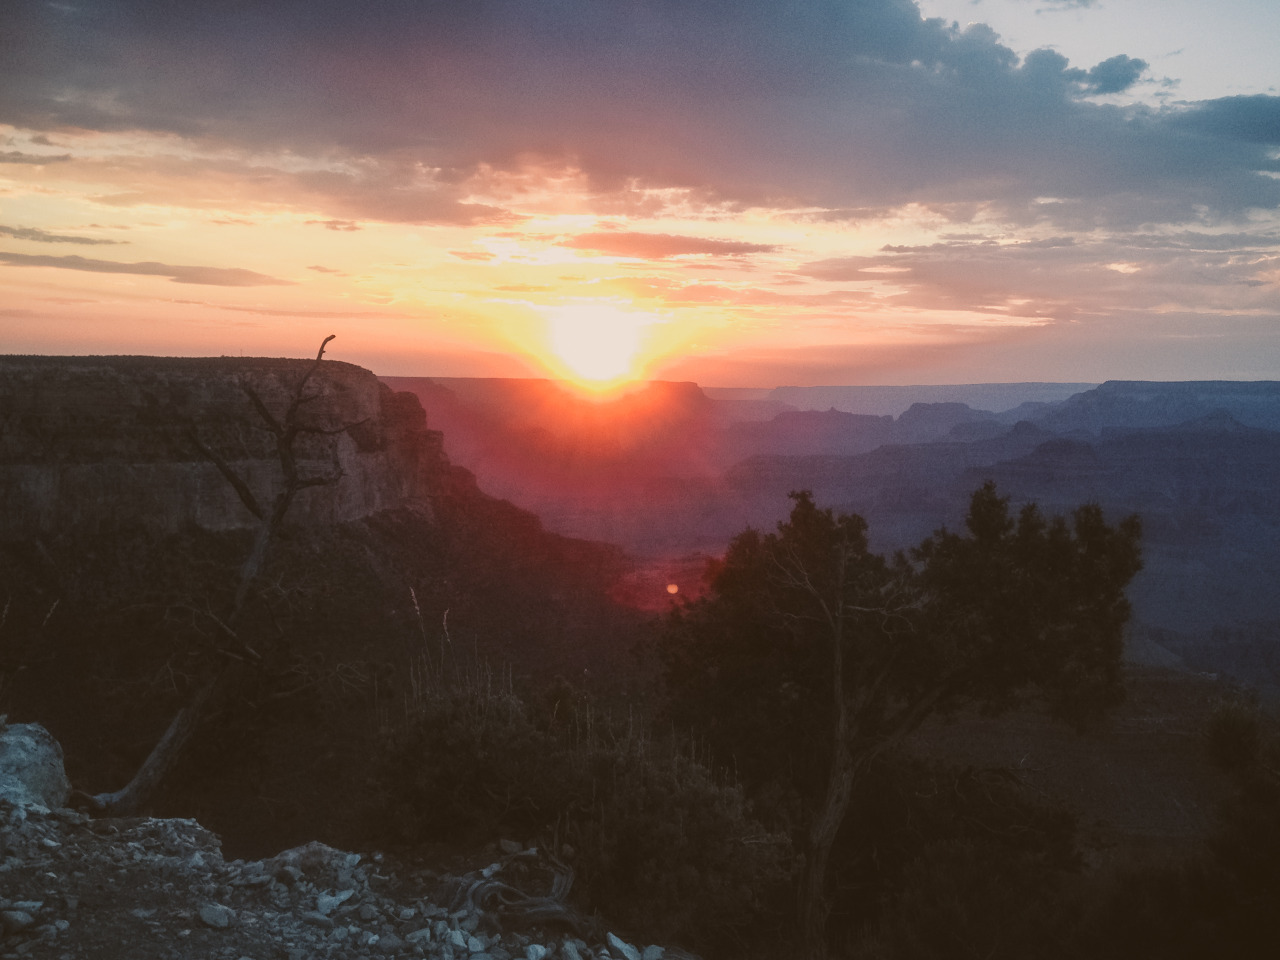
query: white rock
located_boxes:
[315,889,354,915]
[525,945,548,960]
[607,933,641,960]
[0,724,71,809]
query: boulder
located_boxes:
[0,722,71,809]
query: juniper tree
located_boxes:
[660,482,1142,960]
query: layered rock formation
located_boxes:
[0,356,451,538]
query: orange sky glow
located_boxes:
[2,2,1278,387]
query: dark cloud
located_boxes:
[0,1,1275,227]
[1176,95,1280,145]
[0,250,293,286]
[0,224,124,244]
[561,232,778,259]
[1084,55,1148,94]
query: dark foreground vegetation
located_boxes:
[3,354,1278,959]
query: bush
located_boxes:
[378,659,794,959]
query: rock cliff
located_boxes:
[0,356,451,538]
[0,355,637,858]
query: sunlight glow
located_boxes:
[542,301,658,388]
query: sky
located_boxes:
[1,0,1278,388]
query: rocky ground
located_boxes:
[0,725,690,960]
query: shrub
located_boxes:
[378,658,794,958]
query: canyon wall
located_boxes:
[0,356,450,538]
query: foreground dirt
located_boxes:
[0,804,680,960]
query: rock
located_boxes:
[299,911,334,931]
[264,841,352,888]
[561,941,583,960]
[497,839,522,856]
[379,931,404,952]
[315,889,354,915]
[0,724,71,809]
[1,910,36,934]
[198,902,235,929]
[641,948,664,960]
[525,945,548,960]
[607,933,640,960]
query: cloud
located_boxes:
[1176,95,1280,145]
[0,251,293,286]
[796,232,1280,322]
[306,219,361,231]
[307,264,343,274]
[0,224,124,245]
[1084,55,1148,95]
[0,150,70,164]
[561,232,779,259]
[1,1,1277,228]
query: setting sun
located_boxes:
[542,302,658,388]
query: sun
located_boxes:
[542,302,656,390]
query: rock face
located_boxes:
[0,355,450,538]
[0,722,71,809]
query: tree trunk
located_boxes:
[88,335,340,816]
[90,673,221,815]
[800,736,859,960]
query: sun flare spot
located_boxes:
[541,301,658,389]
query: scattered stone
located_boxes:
[315,889,354,915]
[607,933,641,960]
[198,902,235,929]
[380,931,404,951]
[642,947,665,960]
[299,910,334,931]
[1,910,36,934]
[498,839,522,855]
[525,945,548,960]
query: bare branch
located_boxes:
[185,427,264,520]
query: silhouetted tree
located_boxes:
[661,483,1142,959]
[90,335,354,815]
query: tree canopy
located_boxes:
[659,482,1143,958]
